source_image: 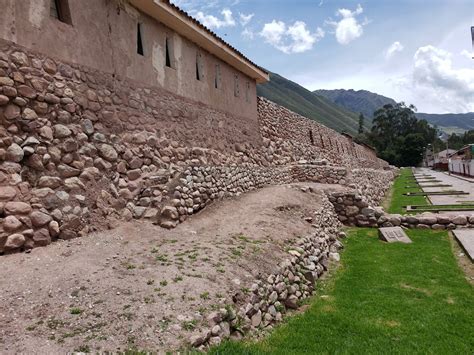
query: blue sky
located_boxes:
[172,0,474,114]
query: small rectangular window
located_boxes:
[50,0,72,25]
[245,81,251,102]
[234,74,240,97]
[165,36,175,68]
[137,23,144,56]
[196,51,204,81]
[214,64,222,89]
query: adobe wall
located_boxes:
[0,0,258,121]
[0,40,393,254]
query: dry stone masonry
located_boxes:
[0,40,391,255]
[190,191,345,349]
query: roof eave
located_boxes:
[129,0,269,83]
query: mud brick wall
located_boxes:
[0,40,393,254]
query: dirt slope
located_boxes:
[0,183,345,353]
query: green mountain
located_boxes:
[257,72,360,135]
[314,89,396,119]
[415,113,474,133]
[314,88,474,133]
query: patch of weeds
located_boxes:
[173,276,183,283]
[182,320,197,331]
[70,308,83,315]
[155,254,168,263]
[160,280,168,287]
[215,293,223,298]
[150,247,159,254]
[123,263,136,270]
[241,287,250,294]
[230,248,242,257]
[146,279,154,285]
[236,233,251,243]
[200,292,210,300]
[26,325,36,331]
[217,267,225,273]
[275,303,285,312]
[144,296,154,304]
[188,253,198,261]
[198,306,207,314]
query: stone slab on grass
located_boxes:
[452,230,474,261]
[378,227,412,244]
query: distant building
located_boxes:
[449,145,474,177]
[423,146,434,167]
[433,149,456,170]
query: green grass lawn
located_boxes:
[386,168,429,214]
[211,228,474,354]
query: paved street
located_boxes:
[415,168,474,205]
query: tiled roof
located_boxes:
[162,0,268,75]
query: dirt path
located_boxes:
[0,183,346,354]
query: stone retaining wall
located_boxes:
[157,163,348,228]
[190,191,345,348]
[330,191,474,230]
[0,40,393,255]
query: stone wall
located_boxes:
[190,190,345,348]
[0,40,392,255]
[257,98,388,169]
[330,190,474,230]
[157,162,348,228]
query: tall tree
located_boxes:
[358,113,365,134]
[366,102,436,166]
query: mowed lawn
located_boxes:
[211,229,474,354]
[387,168,428,214]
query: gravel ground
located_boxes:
[0,183,345,354]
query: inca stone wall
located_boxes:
[190,190,346,348]
[0,40,393,254]
[331,191,474,230]
[257,97,388,169]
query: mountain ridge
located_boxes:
[257,72,360,135]
[314,88,474,132]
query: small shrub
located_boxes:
[70,308,83,315]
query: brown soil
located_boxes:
[0,183,346,354]
[449,232,474,285]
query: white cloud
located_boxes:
[385,41,404,59]
[193,8,236,29]
[327,4,366,45]
[460,49,473,59]
[412,45,474,112]
[239,13,254,26]
[260,20,324,54]
[241,27,254,40]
